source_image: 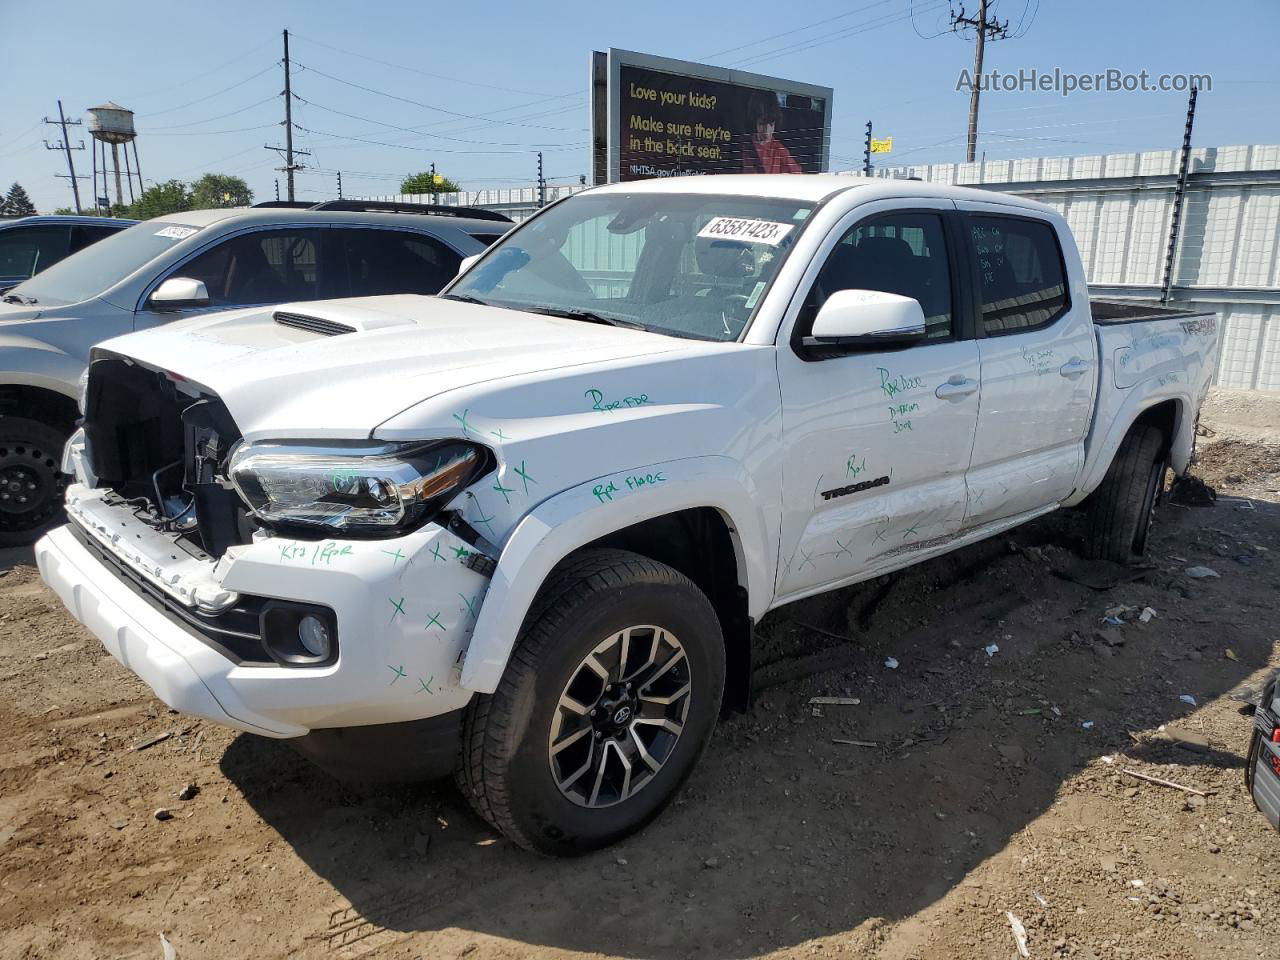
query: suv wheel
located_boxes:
[0,418,68,547]
[458,549,725,856]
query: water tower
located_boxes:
[87,102,143,211]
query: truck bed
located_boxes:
[1090,298,1206,325]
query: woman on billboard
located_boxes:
[741,90,802,175]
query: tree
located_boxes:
[128,180,192,221]
[400,171,461,195]
[190,173,253,210]
[3,183,35,217]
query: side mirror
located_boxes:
[457,254,483,277]
[149,277,210,310]
[802,289,927,357]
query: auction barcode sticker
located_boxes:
[697,217,794,245]
[155,225,199,240]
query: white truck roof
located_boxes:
[589,172,1057,215]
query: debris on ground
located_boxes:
[153,809,174,822]
[1122,768,1208,797]
[1185,565,1221,579]
[1006,911,1030,957]
[808,696,860,705]
[883,657,898,669]
[133,732,173,752]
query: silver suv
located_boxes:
[0,200,510,544]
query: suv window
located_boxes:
[338,229,462,297]
[967,215,1068,335]
[173,229,324,308]
[0,226,71,280]
[70,224,123,254]
[802,212,953,340]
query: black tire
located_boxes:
[458,548,725,856]
[1082,424,1165,564]
[0,417,69,548]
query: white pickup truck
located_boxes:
[35,175,1220,855]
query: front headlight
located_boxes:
[227,440,490,534]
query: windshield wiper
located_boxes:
[441,293,490,306]
[2,294,36,305]
[525,306,645,331]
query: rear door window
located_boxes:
[966,215,1069,335]
[336,229,462,297]
[171,229,325,308]
[70,224,124,254]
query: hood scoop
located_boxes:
[273,304,420,337]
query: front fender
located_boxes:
[0,334,84,400]
[460,455,775,693]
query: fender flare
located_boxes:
[460,455,774,693]
[1066,391,1189,506]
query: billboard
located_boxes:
[591,49,833,184]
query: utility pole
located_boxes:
[43,100,85,213]
[264,29,309,200]
[1161,85,1199,305]
[951,1,1009,163]
[537,151,546,207]
[863,121,873,176]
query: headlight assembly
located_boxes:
[227,440,490,535]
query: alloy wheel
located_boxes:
[547,625,692,808]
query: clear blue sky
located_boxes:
[2,0,1277,212]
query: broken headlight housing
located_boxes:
[227,440,490,535]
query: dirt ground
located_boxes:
[2,389,1278,960]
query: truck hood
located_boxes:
[94,295,688,439]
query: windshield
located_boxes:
[10,221,201,306]
[447,192,815,341]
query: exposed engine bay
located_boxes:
[83,353,256,559]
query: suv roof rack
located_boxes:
[307,199,513,223]
[251,200,317,209]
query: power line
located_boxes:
[728,1,951,69]
[289,31,575,101]
[136,63,279,118]
[118,38,276,103]
[149,122,279,137]
[294,61,586,133]
[291,95,581,148]
[701,0,897,60]
[143,95,278,131]
[293,123,582,155]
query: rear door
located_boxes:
[957,205,1095,528]
[775,200,980,600]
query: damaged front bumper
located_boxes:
[36,483,492,739]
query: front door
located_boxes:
[955,205,1096,528]
[135,227,330,331]
[775,203,980,601]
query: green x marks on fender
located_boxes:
[452,409,475,436]
[388,664,406,684]
[459,593,479,622]
[424,611,444,632]
[514,460,536,495]
[389,596,407,621]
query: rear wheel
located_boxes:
[0,418,69,547]
[458,549,725,856]
[1083,424,1165,564]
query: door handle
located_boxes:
[1060,357,1090,378]
[935,375,979,401]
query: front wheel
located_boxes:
[1082,424,1166,564]
[458,549,725,856]
[0,418,69,547]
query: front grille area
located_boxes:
[273,311,356,336]
[68,522,273,665]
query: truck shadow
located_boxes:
[220,495,1274,958]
